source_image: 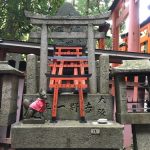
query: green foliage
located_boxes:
[105,37,112,49]
[0,0,31,40]
[0,0,65,40]
[76,0,112,49]
[48,0,65,15]
[76,0,111,15]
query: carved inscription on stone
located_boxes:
[24,94,112,120]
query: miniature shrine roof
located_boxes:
[111,59,150,75]
[0,61,24,76]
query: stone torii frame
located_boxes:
[25,11,110,93]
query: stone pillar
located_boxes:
[37,61,40,92]
[26,54,37,94]
[99,55,109,94]
[114,75,127,114]
[40,24,48,91]
[87,23,97,94]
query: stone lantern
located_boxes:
[0,61,24,126]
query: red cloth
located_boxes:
[29,98,46,112]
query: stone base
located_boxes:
[132,124,150,150]
[11,120,123,149]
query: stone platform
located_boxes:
[24,94,113,120]
[11,120,123,149]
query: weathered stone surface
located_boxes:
[96,61,100,92]
[56,2,80,16]
[99,55,109,94]
[11,120,123,149]
[88,24,97,94]
[0,75,18,126]
[26,54,37,94]
[114,76,127,114]
[23,94,113,121]
[25,10,110,20]
[23,118,45,124]
[6,53,22,69]
[40,24,48,91]
[111,59,150,75]
[30,31,105,39]
[0,61,24,76]
[132,124,150,150]
[116,113,150,124]
[0,62,23,126]
[54,2,86,46]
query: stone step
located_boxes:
[11,120,123,149]
[23,94,113,121]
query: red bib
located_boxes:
[29,98,46,112]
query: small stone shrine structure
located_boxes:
[24,3,109,93]
[111,59,150,150]
[11,3,123,150]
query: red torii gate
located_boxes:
[110,0,140,100]
[110,0,140,52]
[109,0,140,148]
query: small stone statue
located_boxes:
[23,89,47,121]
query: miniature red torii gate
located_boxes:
[46,46,91,122]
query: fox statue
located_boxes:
[23,89,47,119]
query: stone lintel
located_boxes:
[11,120,123,149]
[30,18,105,25]
[25,10,110,21]
[116,113,150,124]
[30,31,105,39]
